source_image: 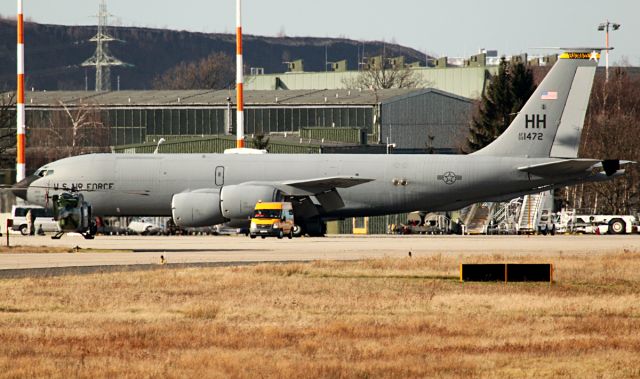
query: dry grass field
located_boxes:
[1,250,640,378]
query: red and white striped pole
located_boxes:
[16,0,26,182]
[235,0,245,148]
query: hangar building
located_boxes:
[23,88,472,153]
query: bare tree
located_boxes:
[153,52,235,90]
[565,68,640,214]
[28,101,110,169]
[343,55,426,90]
[0,92,16,169]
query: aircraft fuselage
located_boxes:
[23,153,574,219]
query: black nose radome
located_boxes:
[12,175,38,200]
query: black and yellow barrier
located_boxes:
[460,263,553,283]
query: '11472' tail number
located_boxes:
[518,132,543,141]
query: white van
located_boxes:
[11,205,60,235]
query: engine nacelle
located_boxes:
[220,184,282,220]
[171,189,225,227]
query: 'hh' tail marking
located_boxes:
[474,48,600,158]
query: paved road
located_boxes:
[0,235,638,273]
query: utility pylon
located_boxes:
[81,0,130,91]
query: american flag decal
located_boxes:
[541,91,558,100]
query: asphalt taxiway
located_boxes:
[0,234,638,277]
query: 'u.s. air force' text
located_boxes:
[519,114,546,141]
[53,183,115,191]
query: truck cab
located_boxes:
[249,202,295,239]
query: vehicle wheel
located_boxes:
[609,219,626,235]
[288,230,293,239]
[250,234,256,239]
[261,236,266,239]
[19,224,28,236]
[277,230,284,239]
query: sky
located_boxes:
[1,0,638,65]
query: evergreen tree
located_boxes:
[251,134,270,150]
[465,59,535,153]
[510,62,535,112]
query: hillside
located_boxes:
[0,20,429,91]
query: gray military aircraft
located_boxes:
[13,48,631,236]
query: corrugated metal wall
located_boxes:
[246,67,495,99]
[300,127,365,144]
[380,91,473,150]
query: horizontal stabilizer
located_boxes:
[518,159,601,177]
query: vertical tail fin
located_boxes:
[474,49,601,158]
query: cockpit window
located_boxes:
[35,169,54,177]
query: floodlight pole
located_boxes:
[605,22,610,82]
[598,20,621,83]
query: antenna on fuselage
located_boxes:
[154,138,165,154]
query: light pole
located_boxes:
[597,20,621,82]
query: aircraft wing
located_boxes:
[282,176,374,192]
[517,159,601,177]
[272,176,374,213]
[233,176,374,214]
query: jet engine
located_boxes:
[171,189,225,227]
[220,184,283,220]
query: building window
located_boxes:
[277,108,285,132]
[187,109,196,134]
[308,108,316,127]
[194,109,203,135]
[179,109,187,135]
[349,108,357,128]
[341,108,349,127]
[132,109,141,127]
[268,109,276,133]
[284,108,292,131]
[292,108,300,131]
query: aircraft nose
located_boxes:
[12,175,39,200]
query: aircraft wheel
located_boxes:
[609,219,626,235]
[292,225,302,237]
[19,225,28,236]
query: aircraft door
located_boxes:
[215,166,225,187]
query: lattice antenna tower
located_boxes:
[81,0,130,91]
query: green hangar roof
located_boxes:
[20,89,464,108]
